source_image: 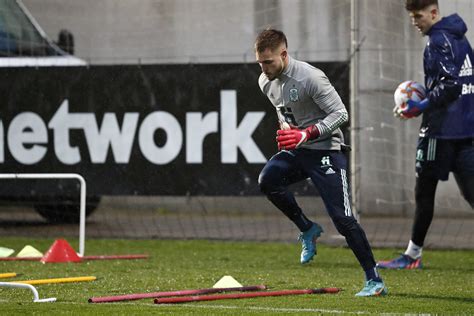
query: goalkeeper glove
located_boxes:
[397,99,429,119]
[276,125,320,150]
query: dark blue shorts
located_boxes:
[415,137,474,180]
[260,148,354,219]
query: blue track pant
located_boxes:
[258,148,376,271]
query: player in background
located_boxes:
[379,0,474,269]
[255,29,387,296]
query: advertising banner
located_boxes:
[0,63,348,196]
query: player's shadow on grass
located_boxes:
[393,293,474,304]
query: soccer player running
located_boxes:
[378,0,474,269]
[255,29,387,297]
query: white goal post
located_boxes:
[0,173,86,256]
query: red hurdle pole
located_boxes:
[154,287,341,304]
[89,285,267,303]
[81,254,149,260]
[0,257,40,261]
[0,254,149,262]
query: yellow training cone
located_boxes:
[212,275,243,288]
[17,245,43,258]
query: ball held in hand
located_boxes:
[393,80,426,118]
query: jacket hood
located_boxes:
[428,14,467,38]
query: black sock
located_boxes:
[266,191,313,231]
[364,267,382,282]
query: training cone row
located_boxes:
[40,239,81,263]
[17,245,43,258]
[0,245,43,258]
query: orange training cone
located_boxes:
[41,239,81,263]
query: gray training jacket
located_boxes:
[258,56,348,151]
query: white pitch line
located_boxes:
[63,301,363,313]
[157,303,370,314]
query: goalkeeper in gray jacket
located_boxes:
[255,28,387,297]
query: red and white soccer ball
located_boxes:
[393,80,426,111]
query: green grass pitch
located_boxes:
[0,237,472,315]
